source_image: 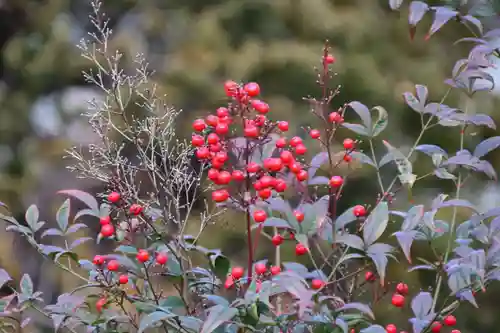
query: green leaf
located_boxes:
[138,311,174,333]
[200,305,238,333]
[160,296,185,310]
[115,245,139,255]
[25,205,39,231]
[372,106,388,136]
[363,202,389,246]
[342,123,371,136]
[56,199,71,232]
[20,274,33,296]
[208,253,230,280]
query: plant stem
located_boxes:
[369,139,385,193]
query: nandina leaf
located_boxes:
[382,140,416,188]
[473,136,500,158]
[389,0,404,10]
[138,311,176,333]
[342,123,370,136]
[0,269,11,290]
[372,106,388,136]
[411,292,433,319]
[338,302,375,320]
[200,305,238,333]
[402,205,424,231]
[335,207,357,231]
[363,202,389,246]
[56,199,70,232]
[348,101,372,130]
[408,1,429,26]
[361,325,386,333]
[334,234,365,251]
[25,205,39,231]
[58,190,99,214]
[394,230,419,263]
[428,7,457,37]
[20,274,33,296]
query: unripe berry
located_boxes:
[192,119,206,132]
[329,176,343,188]
[100,224,115,238]
[156,253,168,265]
[107,260,119,271]
[295,243,308,256]
[443,315,456,327]
[277,121,289,132]
[255,263,267,275]
[118,274,129,285]
[253,210,267,223]
[272,234,283,246]
[231,266,245,280]
[108,192,121,203]
[391,293,405,308]
[311,279,324,290]
[136,250,150,263]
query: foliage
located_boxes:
[0,0,500,332]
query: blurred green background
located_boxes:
[1,0,500,332]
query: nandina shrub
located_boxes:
[0,1,500,333]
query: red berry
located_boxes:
[96,297,107,313]
[192,119,206,132]
[343,138,354,150]
[191,134,205,147]
[289,162,302,174]
[385,324,397,333]
[396,282,409,295]
[272,234,283,246]
[274,179,287,192]
[280,150,294,164]
[196,147,210,159]
[215,123,229,135]
[211,157,224,169]
[325,54,336,64]
[107,260,119,271]
[207,133,219,145]
[276,137,287,148]
[217,171,232,185]
[310,129,321,139]
[264,158,283,172]
[244,125,259,138]
[208,168,220,182]
[365,271,376,282]
[443,315,456,327]
[297,169,308,181]
[215,152,228,162]
[294,210,305,222]
[270,265,281,275]
[329,112,343,123]
[224,276,234,289]
[129,204,143,216]
[244,82,260,97]
[231,266,245,280]
[255,263,267,275]
[431,322,442,333]
[450,330,461,333]
[93,255,105,265]
[246,162,260,173]
[100,224,115,238]
[391,293,405,308]
[108,192,121,203]
[232,170,245,181]
[353,205,366,217]
[251,100,269,114]
[253,210,267,223]
[277,121,289,132]
[212,189,230,203]
[259,188,272,199]
[156,253,168,265]
[259,175,276,188]
[210,143,222,152]
[118,274,129,284]
[136,250,150,263]
[295,144,307,155]
[295,243,308,256]
[311,279,324,290]
[100,216,111,225]
[216,107,229,117]
[329,176,343,188]
[254,181,264,191]
[290,136,302,147]
[206,114,219,127]
[224,80,239,97]
[343,154,352,162]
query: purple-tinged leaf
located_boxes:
[74,208,98,220]
[338,302,375,320]
[305,269,328,281]
[41,228,64,238]
[56,199,70,232]
[477,160,497,180]
[283,262,309,276]
[457,289,478,308]
[70,237,93,249]
[411,292,433,319]
[350,151,376,167]
[273,270,310,298]
[408,265,435,272]
[415,85,428,104]
[367,250,389,286]
[467,114,496,129]
[338,253,364,266]
[434,168,456,180]
[473,136,500,158]
[484,28,500,39]
[410,318,432,333]
[394,230,419,263]
[361,325,386,333]
[39,245,65,256]
[428,7,457,37]
[334,234,365,251]
[438,199,478,212]
[335,207,357,230]
[403,92,424,113]
[65,223,88,234]
[448,270,472,297]
[409,1,429,26]
[455,37,487,45]
[309,176,329,185]
[78,259,94,271]
[342,123,370,136]
[363,202,389,245]
[139,311,178,333]
[389,0,403,10]
[378,152,393,168]
[462,15,483,35]
[402,205,424,231]
[261,217,292,229]
[308,152,329,178]
[415,144,447,157]
[267,197,289,214]
[25,205,39,231]
[348,101,372,130]
[0,269,11,289]
[58,190,99,213]
[107,254,140,271]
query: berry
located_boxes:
[244,125,259,138]
[396,282,409,295]
[217,171,232,185]
[224,276,234,289]
[289,162,302,174]
[276,137,287,148]
[329,176,343,188]
[192,119,206,132]
[136,250,150,263]
[311,279,324,290]
[231,266,245,280]
[294,210,305,222]
[246,162,260,173]
[385,324,397,333]
[212,189,230,202]
[280,150,294,164]
[93,255,105,265]
[253,210,267,223]
[100,216,111,225]
[343,154,352,162]
[295,243,308,256]
[450,330,461,333]
[310,129,321,139]
[215,123,229,135]
[244,82,260,97]
[107,260,119,271]
[191,134,204,147]
[431,322,442,333]
[100,224,115,238]
[296,169,308,181]
[277,121,289,131]
[270,266,281,275]
[232,170,245,181]
[206,114,219,127]
[156,253,168,265]
[254,181,264,191]
[224,80,239,96]
[108,192,121,203]
[365,271,376,282]
[443,315,456,327]
[215,152,228,162]
[295,144,307,155]
[264,158,283,172]
[290,136,302,147]
[353,205,367,217]
[118,274,129,284]
[207,133,219,145]
[272,234,283,246]
[211,157,224,169]
[258,188,272,199]
[274,179,287,192]
[325,54,336,64]
[343,138,355,150]
[129,204,143,216]
[255,115,267,126]
[196,147,210,159]
[96,297,107,313]
[251,100,269,114]
[329,112,343,123]
[259,175,276,188]
[255,263,267,275]
[216,107,229,118]
[391,293,405,308]
[208,168,220,181]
